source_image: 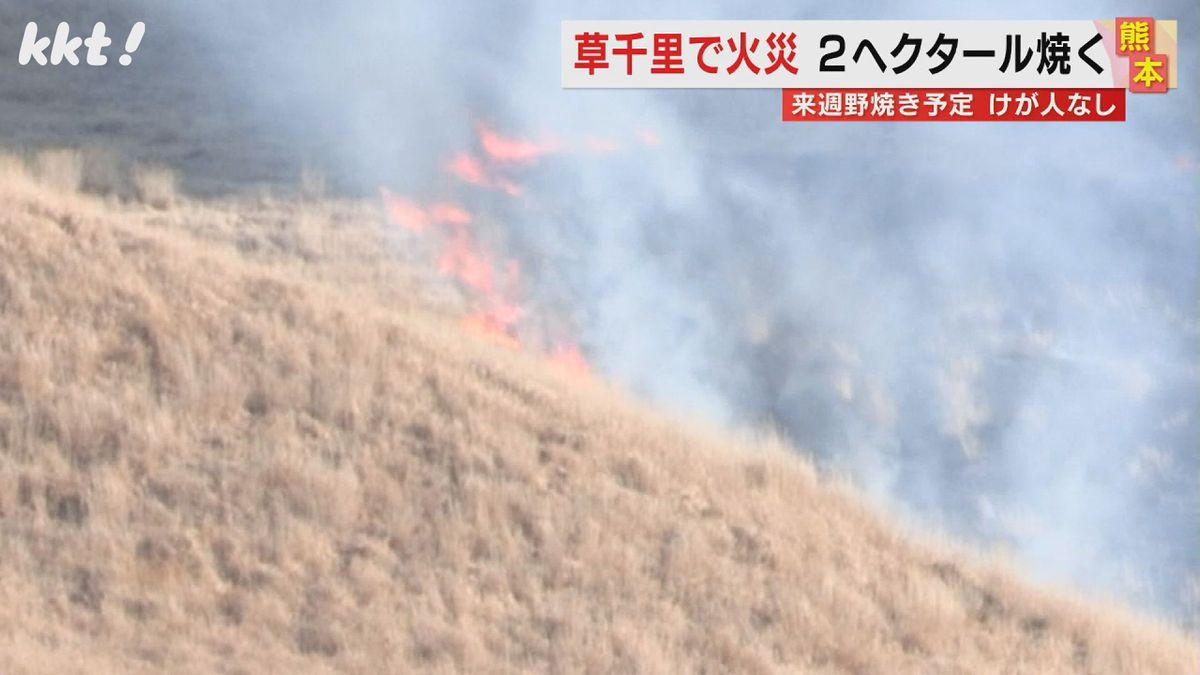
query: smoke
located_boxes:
[128,0,1200,623]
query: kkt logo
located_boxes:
[17,21,145,66]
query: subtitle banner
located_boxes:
[562,19,1178,122]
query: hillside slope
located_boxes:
[0,159,1195,674]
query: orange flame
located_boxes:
[477,123,557,164]
[462,313,520,350]
[379,120,617,381]
[381,189,429,232]
[438,231,490,291]
[445,150,524,199]
[434,223,523,349]
[428,202,473,226]
[447,152,488,186]
[549,343,590,378]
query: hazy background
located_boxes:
[2,0,1196,625]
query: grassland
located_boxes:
[0,153,1195,673]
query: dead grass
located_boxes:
[30,148,84,193]
[0,154,1195,673]
[131,165,178,210]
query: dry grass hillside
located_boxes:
[0,153,1195,674]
